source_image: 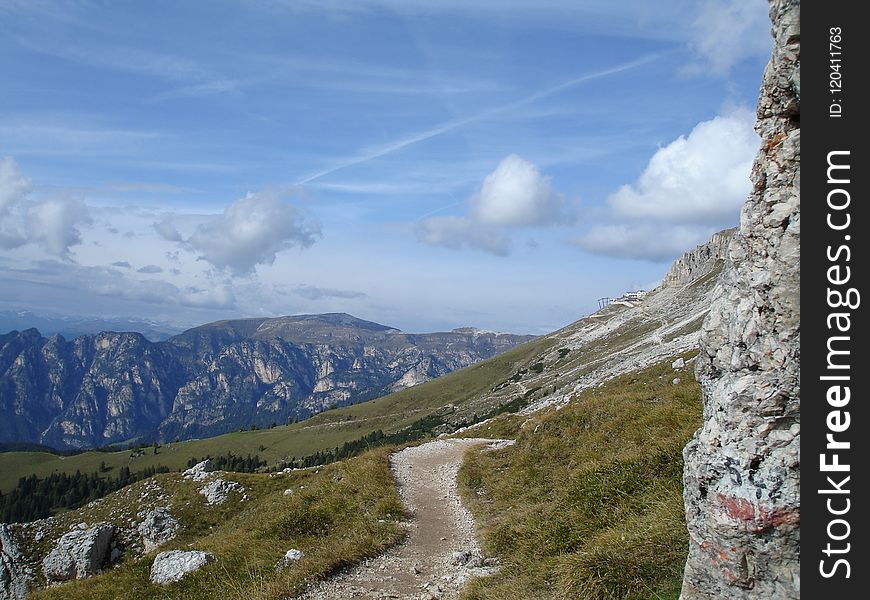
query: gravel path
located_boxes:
[296,438,505,600]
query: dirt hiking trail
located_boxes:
[296,438,507,600]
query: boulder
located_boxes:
[138,507,180,552]
[1,525,30,600]
[182,459,215,482]
[150,550,215,585]
[671,358,685,369]
[199,478,245,506]
[42,523,114,581]
[274,549,304,571]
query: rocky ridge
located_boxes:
[0,314,533,450]
[661,228,736,288]
[680,1,800,598]
[436,229,731,431]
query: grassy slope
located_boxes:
[457,353,702,600]
[0,337,552,492]
[30,447,404,600]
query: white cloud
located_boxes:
[1,157,91,257]
[470,154,569,226]
[576,110,757,262]
[608,109,757,224]
[186,190,321,274]
[416,155,569,255]
[415,216,511,256]
[0,156,31,216]
[687,0,771,75]
[153,217,183,241]
[25,197,92,258]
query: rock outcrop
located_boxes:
[680,1,800,598]
[0,313,534,450]
[182,459,215,482]
[138,508,180,552]
[42,523,115,582]
[1,525,30,600]
[661,229,735,288]
[150,550,215,585]
[199,478,245,506]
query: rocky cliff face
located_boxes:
[680,1,800,598]
[661,228,736,288]
[0,313,533,450]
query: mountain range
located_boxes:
[0,313,533,450]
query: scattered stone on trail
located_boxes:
[672,378,681,385]
[671,357,685,369]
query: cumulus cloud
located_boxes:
[416,155,569,255]
[137,264,163,273]
[186,191,321,274]
[26,197,92,258]
[609,109,758,224]
[153,217,183,241]
[576,110,757,262]
[111,260,132,268]
[469,154,569,226]
[687,0,771,75]
[0,157,91,257]
[0,156,31,216]
[293,284,366,301]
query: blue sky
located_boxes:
[0,0,771,334]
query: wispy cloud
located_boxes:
[12,35,242,102]
[292,284,366,300]
[297,51,669,184]
[0,117,165,157]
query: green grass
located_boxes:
[30,447,405,600]
[0,337,552,493]
[457,354,702,600]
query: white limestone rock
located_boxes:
[274,549,304,571]
[149,550,215,585]
[199,478,245,506]
[138,507,180,552]
[1,525,31,600]
[42,523,114,581]
[680,2,800,598]
[182,459,215,482]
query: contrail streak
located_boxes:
[296,50,669,185]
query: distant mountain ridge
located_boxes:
[0,311,184,342]
[0,313,534,450]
